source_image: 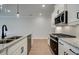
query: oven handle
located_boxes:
[59,42,64,45]
[69,49,79,55]
[50,38,57,43]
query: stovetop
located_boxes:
[51,33,76,38]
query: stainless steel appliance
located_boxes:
[55,10,68,25]
[50,35,58,55]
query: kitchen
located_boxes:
[0,4,53,55]
[0,4,79,55]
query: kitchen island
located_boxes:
[0,34,32,55]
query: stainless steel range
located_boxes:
[49,34,58,55]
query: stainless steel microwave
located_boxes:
[55,11,68,25]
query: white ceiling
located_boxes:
[0,4,55,18]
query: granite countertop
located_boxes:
[0,33,31,53]
[50,33,79,49]
[59,38,79,49]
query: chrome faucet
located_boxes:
[2,25,8,39]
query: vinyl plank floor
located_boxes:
[29,39,53,55]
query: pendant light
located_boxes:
[0,4,3,10]
[16,4,20,18]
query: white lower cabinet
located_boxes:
[66,45,79,55]
[7,37,27,55]
[59,39,79,55]
[0,34,31,55]
[0,49,7,55]
[59,43,64,55]
[59,40,68,55]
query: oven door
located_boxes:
[50,36,58,55]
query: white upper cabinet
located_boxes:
[51,4,79,26]
[66,4,79,25]
[55,4,65,14]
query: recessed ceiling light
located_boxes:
[7,10,11,12]
[0,6,2,9]
[39,13,42,16]
[0,4,3,10]
[42,4,45,7]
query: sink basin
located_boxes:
[0,39,14,44]
[0,36,22,44]
[6,36,22,39]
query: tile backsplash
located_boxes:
[55,26,76,36]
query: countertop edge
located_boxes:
[0,34,31,54]
[59,38,79,50]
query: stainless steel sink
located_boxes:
[0,39,14,44]
[6,36,22,39]
[0,36,22,44]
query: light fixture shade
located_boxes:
[17,13,20,18]
[16,4,20,18]
[0,4,3,10]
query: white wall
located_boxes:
[0,16,51,39]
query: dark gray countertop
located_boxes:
[51,33,76,38]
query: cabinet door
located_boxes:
[21,38,27,55]
[59,42,66,55]
[67,45,79,55]
[56,4,65,14]
[58,40,68,55]
[7,37,27,55]
[0,49,7,55]
[7,41,20,55]
[59,39,79,55]
[10,44,26,55]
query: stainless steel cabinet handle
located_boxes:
[64,52,68,55]
[69,49,79,55]
[21,47,24,54]
[50,38,57,43]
